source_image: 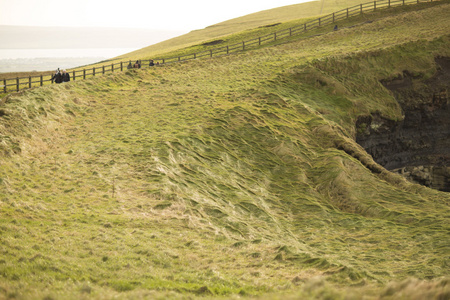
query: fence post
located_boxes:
[210,50,213,57]
[361,3,363,14]
[289,28,292,36]
[304,23,307,31]
[120,62,123,71]
[112,64,114,72]
[259,37,261,45]
[73,71,75,81]
[102,66,105,74]
[3,79,6,93]
[347,8,349,18]
[227,46,229,54]
[194,53,197,59]
[333,12,335,23]
[93,67,96,76]
[374,1,376,10]
[243,41,245,50]
[83,69,86,79]
[29,76,32,89]
[388,0,390,8]
[16,77,19,92]
[40,75,43,86]
[274,32,277,41]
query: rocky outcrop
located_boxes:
[356,57,450,192]
[392,165,450,192]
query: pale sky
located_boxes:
[0,0,312,31]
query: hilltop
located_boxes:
[115,0,367,59]
[0,1,449,299]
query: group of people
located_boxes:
[127,60,158,69]
[52,59,159,84]
[51,68,70,84]
[128,60,141,69]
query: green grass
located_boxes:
[1,2,450,299]
[118,0,373,60]
[0,0,440,81]
[117,0,444,61]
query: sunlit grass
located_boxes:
[0,2,449,299]
[117,0,377,60]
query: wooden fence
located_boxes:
[1,0,439,94]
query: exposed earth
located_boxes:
[356,56,450,192]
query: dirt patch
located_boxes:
[259,23,282,28]
[201,40,224,46]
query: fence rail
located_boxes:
[1,0,439,94]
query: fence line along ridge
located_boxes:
[1,0,440,94]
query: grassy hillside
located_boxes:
[1,1,449,299]
[116,0,368,59]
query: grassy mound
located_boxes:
[0,2,449,299]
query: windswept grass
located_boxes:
[0,2,449,299]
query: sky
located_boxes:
[0,0,312,32]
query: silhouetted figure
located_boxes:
[149,59,155,66]
[134,60,141,68]
[334,25,338,31]
[52,68,63,84]
[127,62,132,69]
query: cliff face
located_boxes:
[356,57,450,192]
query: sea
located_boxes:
[0,48,139,73]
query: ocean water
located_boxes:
[0,48,138,59]
[0,48,139,73]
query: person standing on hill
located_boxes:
[51,68,63,84]
[62,69,70,82]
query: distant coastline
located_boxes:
[0,48,139,59]
[0,48,139,73]
[0,25,185,73]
